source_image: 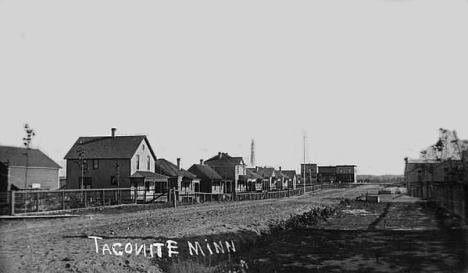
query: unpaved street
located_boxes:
[1,184,461,273]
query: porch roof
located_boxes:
[130,171,169,182]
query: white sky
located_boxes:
[1,0,467,176]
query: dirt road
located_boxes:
[2,184,458,273]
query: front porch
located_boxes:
[130,171,169,203]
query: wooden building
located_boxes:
[188,162,231,194]
[0,145,61,191]
[64,128,167,201]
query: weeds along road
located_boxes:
[0,184,386,273]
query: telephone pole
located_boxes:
[23,124,35,189]
[303,132,306,194]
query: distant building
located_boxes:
[0,145,61,191]
[336,165,357,183]
[155,158,200,197]
[188,162,230,194]
[404,158,463,198]
[247,167,277,191]
[245,168,264,191]
[317,166,336,183]
[300,163,317,185]
[282,170,298,189]
[204,152,246,193]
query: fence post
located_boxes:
[173,188,177,208]
[36,191,40,212]
[134,187,138,204]
[9,191,15,216]
[84,190,87,208]
[101,189,105,206]
[62,190,65,210]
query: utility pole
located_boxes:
[76,141,85,192]
[303,132,306,195]
[23,124,35,189]
[116,162,121,204]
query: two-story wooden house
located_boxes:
[64,129,168,201]
[204,152,247,194]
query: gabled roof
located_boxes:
[247,167,275,178]
[0,146,61,169]
[155,158,197,179]
[281,170,297,179]
[188,164,224,181]
[246,168,263,179]
[205,152,245,166]
[64,135,156,160]
[275,171,289,179]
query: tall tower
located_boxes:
[250,139,255,167]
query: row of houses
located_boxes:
[1,128,357,202]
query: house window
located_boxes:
[147,156,151,171]
[111,176,118,186]
[93,159,99,170]
[142,144,145,150]
[136,155,140,170]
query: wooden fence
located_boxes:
[179,183,351,204]
[1,188,137,215]
[430,181,468,223]
[0,183,353,215]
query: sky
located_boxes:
[1,0,467,176]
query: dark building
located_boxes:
[336,165,357,182]
[317,166,336,183]
[301,163,318,185]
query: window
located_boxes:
[111,176,118,186]
[147,156,151,170]
[142,144,145,150]
[136,155,140,170]
[93,159,99,170]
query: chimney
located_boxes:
[218,152,222,158]
[111,128,116,137]
[279,166,282,173]
[177,158,181,170]
[200,159,203,165]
